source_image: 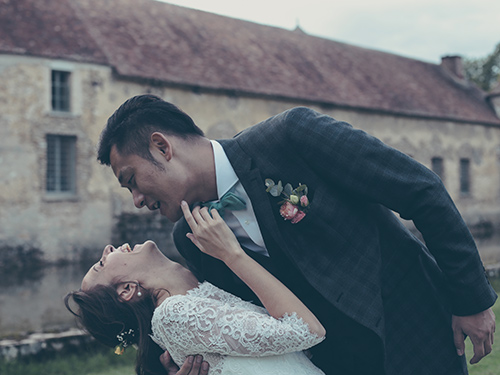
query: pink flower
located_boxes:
[266,179,310,224]
[280,201,299,221]
[291,210,306,224]
[280,201,306,223]
[300,195,309,207]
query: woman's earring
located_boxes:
[137,291,142,297]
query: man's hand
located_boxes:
[160,351,210,375]
[452,307,496,364]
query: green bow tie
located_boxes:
[202,191,246,218]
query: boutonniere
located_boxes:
[265,178,310,224]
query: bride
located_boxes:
[65,202,326,375]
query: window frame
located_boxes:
[459,158,471,196]
[51,70,71,113]
[431,157,445,183]
[45,134,77,198]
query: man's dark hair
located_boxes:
[97,94,204,166]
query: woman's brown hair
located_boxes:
[64,283,166,375]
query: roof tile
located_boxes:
[1,0,498,124]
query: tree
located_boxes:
[463,42,500,91]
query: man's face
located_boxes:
[109,145,187,222]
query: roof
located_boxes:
[1,0,499,125]
[0,0,107,64]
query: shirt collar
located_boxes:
[211,140,239,199]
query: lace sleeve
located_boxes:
[151,290,325,359]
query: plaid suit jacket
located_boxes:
[174,107,497,374]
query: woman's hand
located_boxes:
[181,201,243,264]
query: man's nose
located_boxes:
[132,190,145,208]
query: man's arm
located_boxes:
[261,107,497,360]
[263,107,496,309]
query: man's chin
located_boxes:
[160,206,183,222]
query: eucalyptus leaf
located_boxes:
[276,180,283,195]
[284,183,293,196]
[269,185,281,197]
[295,184,307,193]
[265,178,275,188]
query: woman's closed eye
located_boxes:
[93,259,104,272]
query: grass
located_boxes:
[0,344,136,375]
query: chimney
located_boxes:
[441,55,465,79]
[487,83,500,118]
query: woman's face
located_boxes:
[81,240,161,290]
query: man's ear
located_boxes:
[117,282,140,302]
[150,132,172,161]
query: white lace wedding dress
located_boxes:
[151,282,325,375]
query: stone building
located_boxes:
[1,0,499,264]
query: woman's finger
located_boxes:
[193,205,207,224]
[181,201,198,231]
[199,206,215,221]
[210,208,222,221]
[186,233,204,251]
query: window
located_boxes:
[51,70,71,112]
[46,135,76,194]
[431,157,445,182]
[459,158,471,195]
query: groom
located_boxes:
[97,94,496,375]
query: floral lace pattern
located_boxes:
[151,282,325,374]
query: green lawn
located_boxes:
[0,344,136,375]
[1,296,499,375]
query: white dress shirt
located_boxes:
[210,140,269,256]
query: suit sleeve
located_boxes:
[269,107,495,315]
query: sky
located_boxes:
[160,0,500,64]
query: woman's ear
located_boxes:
[117,282,140,302]
[150,132,172,161]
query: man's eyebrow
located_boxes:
[117,167,130,185]
[118,170,124,185]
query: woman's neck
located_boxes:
[154,262,200,306]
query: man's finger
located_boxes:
[175,355,195,375]
[200,360,210,375]
[159,351,180,375]
[179,355,203,375]
[469,336,486,364]
[452,328,465,356]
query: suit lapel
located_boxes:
[219,139,288,258]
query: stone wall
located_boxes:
[1,54,500,264]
